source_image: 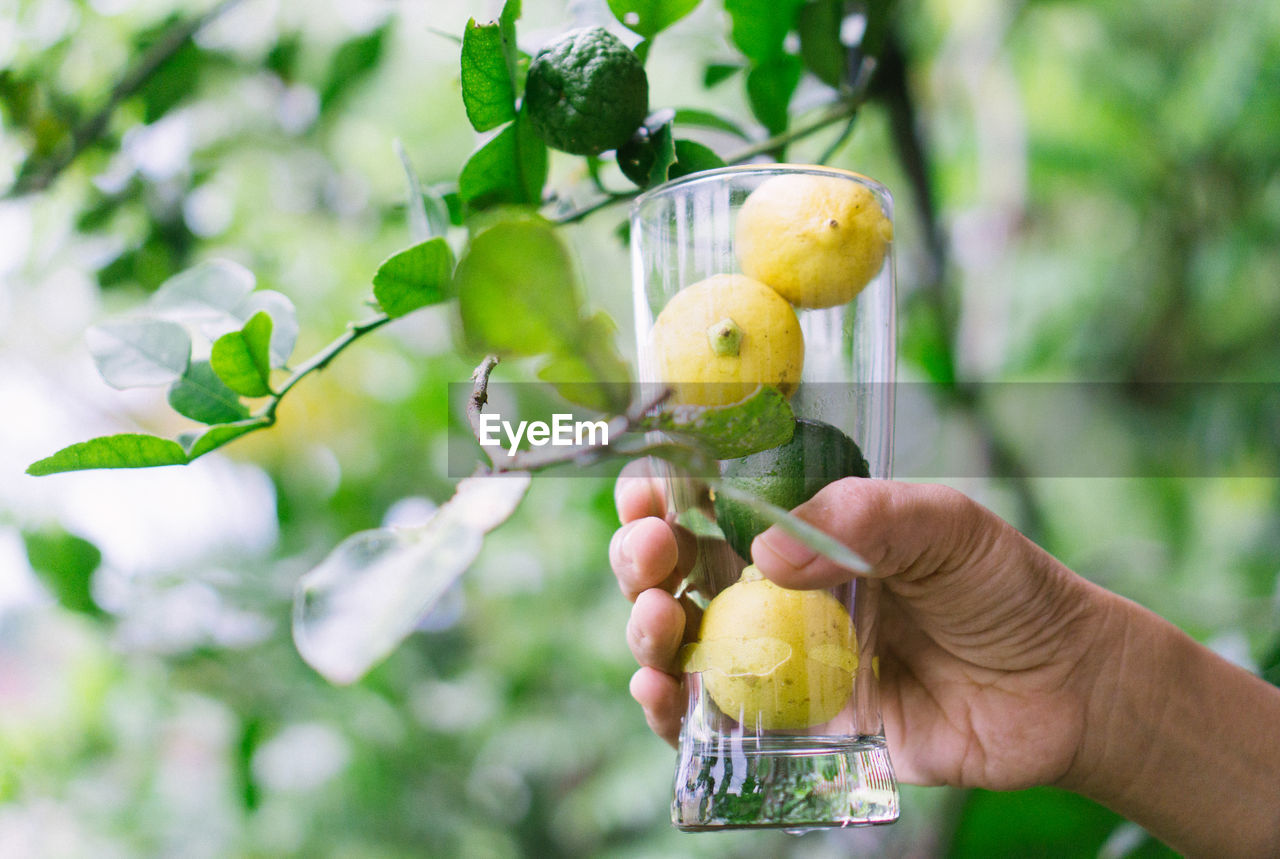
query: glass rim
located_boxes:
[631,163,893,212]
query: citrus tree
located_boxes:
[6,0,1278,855]
[21,0,898,685]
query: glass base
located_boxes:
[672,735,900,832]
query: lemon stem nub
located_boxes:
[707,317,743,357]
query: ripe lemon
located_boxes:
[682,566,858,730]
[524,27,649,156]
[649,274,804,406]
[735,173,894,309]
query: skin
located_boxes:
[610,463,1280,857]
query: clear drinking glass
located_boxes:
[630,165,900,831]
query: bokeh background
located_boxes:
[2,0,1278,855]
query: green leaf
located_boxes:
[235,290,297,368]
[27,434,189,475]
[441,188,464,226]
[673,107,751,139]
[149,259,256,322]
[266,32,302,80]
[607,0,701,39]
[537,312,633,413]
[86,317,191,389]
[669,138,727,179]
[646,121,677,185]
[211,312,274,397]
[1261,634,1280,688]
[394,139,431,242]
[724,0,805,63]
[675,507,726,540]
[901,295,956,386]
[641,385,796,459]
[168,361,250,425]
[372,237,455,317]
[423,188,452,237]
[22,528,104,618]
[179,417,273,460]
[746,53,803,134]
[137,41,206,123]
[798,0,845,88]
[293,472,531,684]
[498,0,523,92]
[320,26,388,113]
[394,145,452,242]
[948,788,1162,858]
[235,718,263,812]
[457,218,585,356]
[703,63,743,87]
[457,111,548,211]
[461,17,517,132]
[708,480,871,573]
[143,260,295,367]
[861,0,897,61]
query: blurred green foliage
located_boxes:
[1,0,1277,856]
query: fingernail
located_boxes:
[756,527,817,569]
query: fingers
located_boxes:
[753,479,991,589]
[610,517,683,601]
[626,588,686,672]
[629,667,683,747]
[615,459,666,523]
[620,545,694,749]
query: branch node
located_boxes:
[468,355,500,466]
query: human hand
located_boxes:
[611,462,1110,791]
[611,463,1280,859]
[611,465,1280,855]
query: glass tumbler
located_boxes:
[630,165,900,831]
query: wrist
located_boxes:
[1056,587,1161,798]
[1062,588,1280,856]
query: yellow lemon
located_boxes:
[649,274,804,406]
[735,173,894,309]
[681,566,857,730]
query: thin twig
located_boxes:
[550,192,634,226]
[5,0,244,198]
[723,97,864,164]
[626,385,674,424]
[259,314,392,422]
[815,110,860,165]
[468,355,500,467]
[549,96,867,226]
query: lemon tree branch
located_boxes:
[259,313,393,424]
[467,355,501,467]
[550,95,866,226]
[5,0,244,199]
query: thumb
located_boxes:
[751,479,988,590]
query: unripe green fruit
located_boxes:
[524,27,649,156]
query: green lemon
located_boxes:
[524,27,649,156]
[713,419,869,561]
[681,566,858,730]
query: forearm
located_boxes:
[1068,588,1280,857]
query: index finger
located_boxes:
[615,459,668,524]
